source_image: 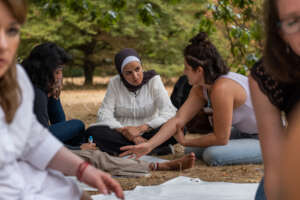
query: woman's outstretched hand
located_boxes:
[81,166,124,200]
[119,142,152,159]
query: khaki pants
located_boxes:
[81,191,92,200]
[72,150,150,177]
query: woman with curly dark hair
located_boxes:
[121,32,262,166]
[249,0,300,199]
[22,42,86,147]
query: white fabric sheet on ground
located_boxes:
[91,176,258,200]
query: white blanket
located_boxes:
[91,176,258,200]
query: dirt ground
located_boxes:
[61,77,263,192]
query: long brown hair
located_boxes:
[264,0,300,82]
[0,0,27,123]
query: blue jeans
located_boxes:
[184,128,262,166]
[48,97,85,144]
[255,177,267,200]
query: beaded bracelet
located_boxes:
[76,161,89,182]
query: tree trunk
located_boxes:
[80,35,99,85]
[83,61,95,85]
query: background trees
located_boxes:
[198,0,263,74]
[20,0,263,85]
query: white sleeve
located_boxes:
[95,79,123,129]
[19,64,62,170]
[147,76,177,129]
[21,112,63,170]
[0,115,16,168]
[0,64,62,170]
[0,116,60,170]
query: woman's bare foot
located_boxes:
[155,152,195,171]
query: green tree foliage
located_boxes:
[195,0,263,74]
[21,0,263,85]
[22,0,200,84]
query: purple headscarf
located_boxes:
[114,48,157,93]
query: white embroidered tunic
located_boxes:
[91,75,177,129]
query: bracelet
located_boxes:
[76,161,90,182]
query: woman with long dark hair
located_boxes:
[249,0,300,199]
[0,1,123,199]
[121,32,262,166]
[22,42,86,147]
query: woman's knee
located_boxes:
[202,140,263,166]
[86,125,111,138]
[202,148,224,166]
[69,119,85,132]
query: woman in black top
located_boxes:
[22,43,86,147]
[249,0,300,199]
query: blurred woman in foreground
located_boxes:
[250,0,300,199]
[0,0,123,199]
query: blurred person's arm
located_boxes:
[47,147,124,199]
[249,75,284,200]
[281,103,300,200]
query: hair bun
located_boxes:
[189,32,208,45]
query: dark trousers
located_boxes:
[48,97,86,146]
[86,125,177,156]
[255,177,267,200]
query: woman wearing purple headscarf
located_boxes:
[86,48,177,156]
